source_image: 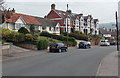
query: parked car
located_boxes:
[78,42,91,49]
[100,40,110,46]
[49,43,68,53]
[110,41,120,45]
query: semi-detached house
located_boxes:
[0,9,60,35]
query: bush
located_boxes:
[2,30,25,43]
[40,31,77,46]
[18,27,29,34]
[69,33,88,41]
[37,39,49,50]
[25,34,34,41]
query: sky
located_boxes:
[5,0,120,24]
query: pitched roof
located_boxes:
[53,9,83,21]
[35,17,58,27]
[4,12,41,25]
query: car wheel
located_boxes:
[49,49,52,52]
[59,49,62,53]
[65,49,67,52]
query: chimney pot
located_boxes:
[51,4,56,10]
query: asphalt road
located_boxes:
[2,46,116,76]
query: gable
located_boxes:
[15,17,26,24]
[47,10,61,19]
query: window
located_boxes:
[56,27,59,31]
[64,18,70,25]
[15,23,24,29]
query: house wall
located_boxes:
[47,10,61,19]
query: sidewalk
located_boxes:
[1,50,48,61]
[96,51,118,76]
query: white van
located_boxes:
[100,40,110,46]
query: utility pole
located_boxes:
[115,11,119,51]
[67,4,69,47]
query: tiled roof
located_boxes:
[4,12,41,25]
[54,9,83,20]
[35,17,58,27]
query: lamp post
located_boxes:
[66,4,69,47]
[115,11,119,51]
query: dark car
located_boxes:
[49,43,68,53]
[78,42,91,49]
[110,41,120,45]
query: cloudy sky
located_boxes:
[5,0,119,24]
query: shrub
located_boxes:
[18,27,29,34]
[2,29,25,43]
[30,25,35,34]
[37,39,49,50]
[69,33,88,41]
[40,31,77,46]
[25,34,34,41]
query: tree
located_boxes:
[0,0,6,10]
[18,27,29,34]
[30,25,35,34]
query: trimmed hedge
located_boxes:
[68,33,88,41]
[37,39,49,50]
[40,31,77,46]
[62,32,88,41]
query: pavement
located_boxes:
[1,50,48,61]
[96,51,118,76]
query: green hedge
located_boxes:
[2,28,25,43]
[37,39,49,50]
[62,32,88,41]
[40,31,77,46]
[68,33,88,41]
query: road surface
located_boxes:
[2,46,116,76]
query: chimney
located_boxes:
[51,4,56,10]
[67,10,72,14]
[12,8,15,13]
[44,15,47,19]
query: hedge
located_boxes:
[37,39,49,50]
[40,31,77,46]
[2,28,25,43]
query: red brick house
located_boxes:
[45,4,99,35]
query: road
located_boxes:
[2,46,116,76]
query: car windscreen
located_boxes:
[79,42,85,44]
[50,43,58,46]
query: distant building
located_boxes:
[99,28,120,38]
[45,4,99,35]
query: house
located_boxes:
[45,4,99,35]
[0,9,60,35]
[35,17,60,35]
[99,28,119,38]
[1,9,41,31]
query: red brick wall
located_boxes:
[47,10,61,19]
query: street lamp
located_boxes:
[115,11,119,51]
[66,4,69,47]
